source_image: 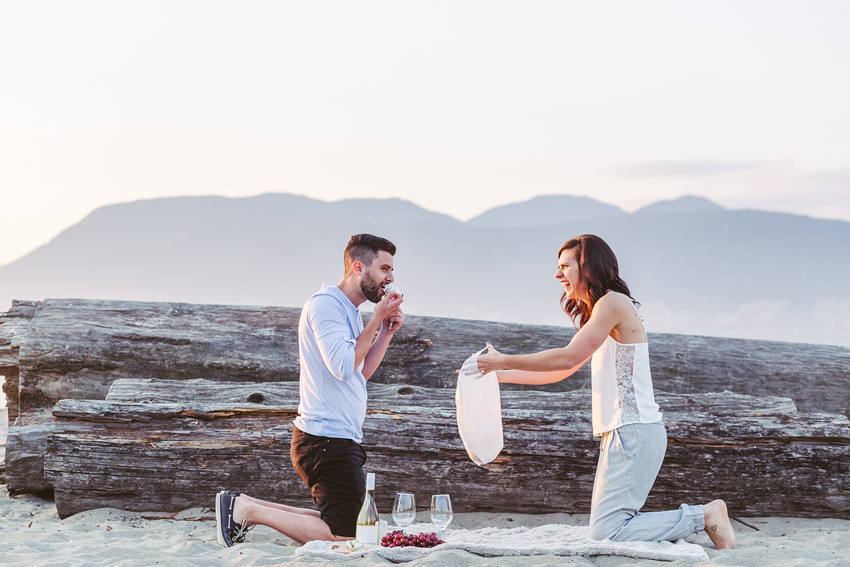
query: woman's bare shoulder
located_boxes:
[597,291,635,311]
[595,292,639,324]
[599,292,645,342]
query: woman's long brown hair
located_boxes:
[559,234,638,327]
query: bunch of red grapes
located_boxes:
[381,530,444,548]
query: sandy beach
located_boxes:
[1,407,848,566]
[1,485,848,566]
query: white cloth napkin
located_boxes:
[455,347,503,465]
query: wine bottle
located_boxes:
[355,472,380,545]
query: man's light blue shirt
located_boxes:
[293,285,368,443]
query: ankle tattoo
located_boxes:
[710,525,717,532]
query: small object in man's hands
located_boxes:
[382,284,403,329]
[383,283,402,298]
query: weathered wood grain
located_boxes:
[9,297,850,502]
[0,300,41,421]
[15,299,301,416]
[21,377,768,496]
[43,389,850,519]
[105,378,800,417]
[0,300,41,347]
[4,418,54,495]
[0,406,7,484]
[11,376,799,496]
[15,299,850,418]
[0,347,18,367]
[0,363,21,425]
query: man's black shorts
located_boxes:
[290,425,366,538]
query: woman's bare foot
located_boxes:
[703,499,735,549]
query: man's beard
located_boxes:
[360,272,383,303]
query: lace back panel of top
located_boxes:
[614,343,641,424]
[589,293,662,436]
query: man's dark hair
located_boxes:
[344,234,396,274]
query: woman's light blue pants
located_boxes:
[589,422,705,542]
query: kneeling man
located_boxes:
[216,233,404,545]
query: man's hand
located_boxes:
[374,292,404,333]
[477,343,505,375]
[361,292,404,379]
[385,304,404,333]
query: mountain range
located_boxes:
[2,193,848,347]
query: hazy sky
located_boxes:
[2,1,849,266]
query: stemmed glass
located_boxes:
[393,493,416,531]
[430,494,453,538]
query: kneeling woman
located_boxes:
[476,234,735,549]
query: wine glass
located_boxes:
[430,494,453,538]
[392,493,416,530]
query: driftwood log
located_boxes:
[11,299,850,415]
[0,404,6,484]
[0,300,41,422]
[0,300,41,488]
[6,298,850,501]
[42,379,850,519]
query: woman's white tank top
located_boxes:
[590,292,662,436]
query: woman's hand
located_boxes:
[477,343,505,375]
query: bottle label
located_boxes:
[355,524,379,545]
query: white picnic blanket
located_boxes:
[296,522,709,563]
